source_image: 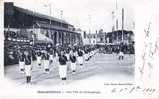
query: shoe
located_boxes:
[72,71,76,74]
[26,76,31,83]
[20,68,24,71]
[45,69,50,72]
[62,78,67,80]
[20,69,25,73]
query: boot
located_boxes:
[29,76,31,83]
[62,77,67,80]
[26,76,29,83]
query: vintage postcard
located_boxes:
[0,0,159,99]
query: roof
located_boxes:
[14,6,69,25]
[107,30,134,34]
[35,22,78,34]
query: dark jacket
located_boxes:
[42,53,49,60]
[37,51,41,56]
[19,54,25,62]
[78,50,83,56]
[70,55,76,63]
[24,55,32,65]
[84,49,88,54]
[59,55,68,65]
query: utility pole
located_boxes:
[112,11,115,32]
[32,0,36,46]
[122,8,124,43]
[60,10,63,29]
[60,10,63,20]
[44,3,52,43]
[115,0,119,45]
[49,4,52,41]
[115,0,118,31]
[60,10,63,45]
[88,15,92,45]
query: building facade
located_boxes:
[4,2,82,47]
[4,2,82,65]
[82,30,134,46]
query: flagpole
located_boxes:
[33,1,35,46]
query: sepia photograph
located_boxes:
[3,0,135,86]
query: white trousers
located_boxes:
[119,52,124,56]
[59,65,67,78]
[66,54,69,61]
[37,56,41,65]
[78,56,83,64]
[88,53,91,57]
[19,61,24,70]
[92,51,95,55]
[49,55,54,61]
[44,60,49,69]
[71,63,76,71]
[25,65,31,76]
[91,51,94,56]
[84,54,88,60]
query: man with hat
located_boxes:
[36,49,42,67]
[77,48,84,66]
[24,49,32,84]
[69,49,77,73]
[42,49,50,73]
[49,48,54,65]
[18,48,25,73]
[84,48,89,61]
[58,50,68,80]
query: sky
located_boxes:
[5,0,138,33]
